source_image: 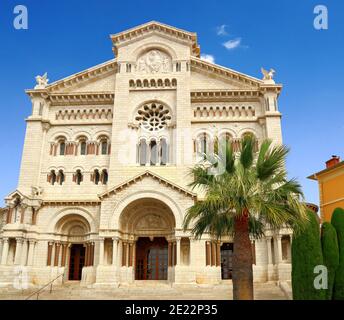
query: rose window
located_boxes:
[135,103,171,132]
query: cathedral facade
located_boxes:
[0,22,292,288]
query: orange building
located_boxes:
[308,156,344,222]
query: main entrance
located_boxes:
[69,244,85,281]
[135,237,168,280]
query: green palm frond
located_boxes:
[183,135,309,240]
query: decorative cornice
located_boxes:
[99,170,197,200]
[42,200,101,206]
[191,90,262,102]
[110,21,200,57]
[25,91,115,106]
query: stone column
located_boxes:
[54,243,61,267]
[168,241,173,267]
[216,242,221,267]
[128,243,133,267]
[99,238,104,266]
[14,238,24,265]
[85,243,89,267]
[112,238,118,266]
[276,235,283,264]
[176,238,181,266]
[118,239,123,268]
[21,240,28,266]
[0,239,3,261]
[47,242,54,266]
[211,242,216,266]
[20,206,27,224]
[27,240,36,266]
[126,242,130,267]
[205,241,211,266]
[1,238,9,265]
[90,242,95,266]
[266,237,272,264]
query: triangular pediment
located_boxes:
[99,171,197,200]
[111,21,200,57]
[26,59,117,96]
[191,57,264,90]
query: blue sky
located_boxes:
[0,0,343,206]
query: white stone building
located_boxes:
[0,21,292,288]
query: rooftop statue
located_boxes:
[261,68,276,84]
[35,72,49,89]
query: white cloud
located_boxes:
[223,38,242,50]
[216,24,228,36]
[200,54,215,64]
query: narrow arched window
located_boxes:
[200,133,208,154]
[101,139,108,155]
[57,170,65,185]
[50,170,57,185]
[59,141,66,156]
[75,170,83,185]
[139,139,147,166]
[160,138,168,166]
[94,169,100,185]
[101,170,108,185]
[80,141,87,155]
[150,140,158,166]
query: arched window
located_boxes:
[138,139,147,166]
[100,138,109,155]
[150,140,158,166]
[49,170,57,185]
[101,169,108,185]
[59,140,66,156]
[218,133,232,152]
[80,140,87,155]
[94,169,100,185]
[199,133,208,154]
[75,170,83,185]
[160,138,168,166]
[57,170,65,185]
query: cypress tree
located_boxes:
[331,207,344,300]
[292,210,325,300]
[321,222,339,299]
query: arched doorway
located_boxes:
[119,198,176,281]
[54,214,93,281]
[135,237,168,280]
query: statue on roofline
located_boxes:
[35,72,49,89]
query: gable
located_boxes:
[99,171,197,200]
[191,57,263,90]
[191,69,253,90]
[56,72,116,93]
[41,59,117,94]
[111,21,200,58]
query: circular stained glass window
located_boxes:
[135,103,171,132]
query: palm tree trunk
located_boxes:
[232,210,254,300]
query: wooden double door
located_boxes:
[69,244,85,281]
[135,237,168,280]
[221,243,233,280]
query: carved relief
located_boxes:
[136,214,168,230]
[136,50,171,74]
[69,226,85,236]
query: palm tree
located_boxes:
[183,135,308,300]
